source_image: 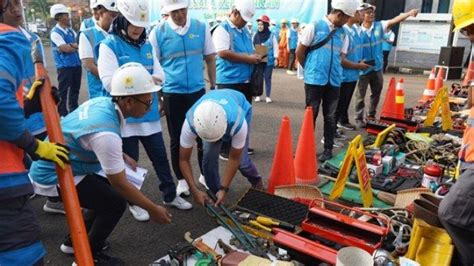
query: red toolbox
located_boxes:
[301,199,390,253]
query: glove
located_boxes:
[24,79,59,118]
[34,140,70,169]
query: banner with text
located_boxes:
[149,0,328,26]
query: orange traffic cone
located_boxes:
[267,116,295,194]
[463,61,474,86]
[395,79,406,120]
[294,107,318,184]
[419,68,436,103]
[380,77,397,119]
[435,67,445,93]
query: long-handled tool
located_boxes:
[205,191,268,259]
[322,175,396,205]
[32,40,93,265]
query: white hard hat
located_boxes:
[162,0,189,13]
[97,0,118,12]
[193,101,227,142]
[50,4,69,19]
[117,0,150,27]
[233,0,255,23]
[110,62,160,96]
[291,18,299,23]
[358,2,376,11]
[90,0,100,9]
[331,0,361,17]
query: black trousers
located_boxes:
[0,196,42,262]
[162,89,205,180]
[217,83,253,104]
[57,66,82,117]
[288,49,296,71]
[59,175,126,253]
[304,83,340,150]
[335,81,357,124]
[383,50,390,73]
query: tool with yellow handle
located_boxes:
[249,220,272,232]
[256,216,296,231]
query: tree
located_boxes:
[29,0,51,26]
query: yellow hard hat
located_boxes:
[453,0,474,31]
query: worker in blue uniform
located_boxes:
[0,1,69,264]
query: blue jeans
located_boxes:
[122,132,176,203]
[202,112,261,193]
[264,65,274,97]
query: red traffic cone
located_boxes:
[380,77,397,119]
[419,68,436,103]
[435,67,445,93]
[463,61,474,87]
[394,79,406,120]
[267,116,295,194]
[294,107,318,184]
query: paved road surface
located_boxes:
[32,47,430,265]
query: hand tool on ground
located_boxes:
[235,211,296,231]
[322,175,396,205]
[205,190,269,259]
[184,232,221,262]
[217,239,234,254]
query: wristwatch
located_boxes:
[219,186,229,192]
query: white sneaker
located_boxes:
[176,179,190,196]
[255,96,261,102]
[266,97,272,103]
[199,174,209,190]
[286,70,296,75]
[128,205,150,222]
[164,195,193,210]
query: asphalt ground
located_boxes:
[31,48,430,265]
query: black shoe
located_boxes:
[61,236,110,255]
[337,122,356,130]
[219,152,229,161]
[93,252,125,266]
[247,148,255,155]
[335,130,347,140]
[318,149,333,162]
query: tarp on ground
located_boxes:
[148,0,328,26]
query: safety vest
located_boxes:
[459,107,474,167]
[154,19,206,94]
[22,28,47,135]
[101,34,160,124]
[82,17,95,30]
[382,31,394,52]
[216,20,254,84]
[262,33,276,67]
[288,28,298,50]
[304,20,346,87]
[342,24,363,83]
[82,26,108,99]
[51,25,81,69]
[0,24,46,265]
[0,24,33,201]
[186,89,251,142]
[360,21,384,74]
[29,97,121,185]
